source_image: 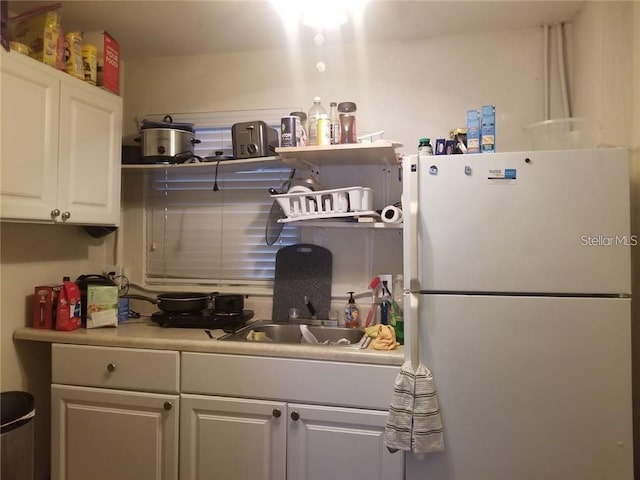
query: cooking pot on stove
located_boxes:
[135,115,201,164]
[214,294,244,314]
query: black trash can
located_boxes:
[1,391,35,480]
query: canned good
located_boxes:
[317,114,331,146]
[280,116,297,147]
[290,111,307,146]
[82,43,98,85]
[64,32,84,80]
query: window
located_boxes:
[142,109,301,287]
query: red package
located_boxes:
[33,284,60,329]
[56,280,81,331]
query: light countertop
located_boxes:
[14,318,404,366]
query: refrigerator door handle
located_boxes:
[404,291,420,369]
[402,155,420,292]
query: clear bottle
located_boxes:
[418,137,433,157]
[307,97,326,146]
[338,102,357,144]
[329,102,339,144]
[344,291,360,328]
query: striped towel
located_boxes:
[384,361,445,458]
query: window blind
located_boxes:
[142,108,301,286]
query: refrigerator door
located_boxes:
[406,294,633,480]
[416,148,631,294]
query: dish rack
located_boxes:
[274,186,375,223]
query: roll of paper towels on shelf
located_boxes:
[381,205,403,224]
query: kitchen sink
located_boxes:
[219,321,365,345]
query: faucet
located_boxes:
[304,296,316,320]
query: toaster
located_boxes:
[232,121,279,159]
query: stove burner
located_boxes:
[151,309,253,331]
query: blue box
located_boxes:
[466,110,480,153]
[118,297,130,323]
[481,105,496,153]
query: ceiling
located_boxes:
[8,0,585,60]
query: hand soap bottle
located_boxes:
[344,292,360,328]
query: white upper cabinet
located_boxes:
[0,50,122,225]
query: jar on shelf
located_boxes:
[338,102,357,144]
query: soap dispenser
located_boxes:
[344,292,360,328]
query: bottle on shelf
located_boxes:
[307,97,326,146]
[329,101,339,144]
[418,137,433,158]
[344,291,360,328]
[338,101,357,144]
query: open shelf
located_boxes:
[276,141,402,169]
[121,156,281,171]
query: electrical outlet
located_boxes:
[105,265,122,279]
[378,274,393,297]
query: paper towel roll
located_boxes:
[381,205,403,224]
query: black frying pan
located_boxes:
[123,292,218,313]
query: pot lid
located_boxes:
[140,115,195,133]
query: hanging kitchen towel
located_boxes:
[411,363,445,458]
[384,362,416,452]
[384,361,445,457]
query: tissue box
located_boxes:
[86,285,118,328]
[81,31,119,94]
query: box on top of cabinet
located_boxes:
[82,30,119,95]
[9,2,63,68]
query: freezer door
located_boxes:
[417,148,631,294]
[406,294,633,480]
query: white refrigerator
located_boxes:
[402,148,633,480]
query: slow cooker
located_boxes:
[135,115,201,164]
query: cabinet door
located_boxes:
[58,80,122,225]
[0,51,60,221]
[287,403,404,480]
[180,394,287,480]
[51,384,179,480]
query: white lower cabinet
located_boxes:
[50,345,402,480]
[51,345,180,480]
[180,394,397,480]
[180,353,404,480]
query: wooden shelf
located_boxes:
[276,141,402,169]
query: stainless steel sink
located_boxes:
[219,321,365,345]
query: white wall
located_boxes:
[122,27,561,155]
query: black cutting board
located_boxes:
[272,244,332,322]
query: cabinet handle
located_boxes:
[164,402,173,411]
[290,411,300,421]
[61,211,71,220]
[272,408,281,418]
[106,363,116,372]
[51,209,61,218]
